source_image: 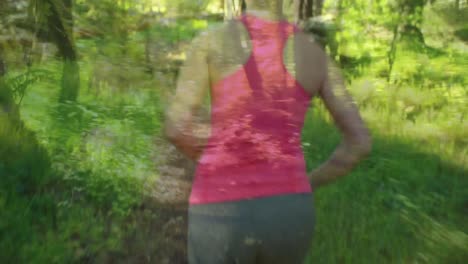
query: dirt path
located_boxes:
[136,137,195,264]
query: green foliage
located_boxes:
[28,0,53,31]
[301,1,468,262]
[165,0,212,15]
[0,74,53,196]
[0,79,58,263]
[5,69,53,104]
[75,0,135,39]
[0,115,51,195]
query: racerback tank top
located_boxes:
[189,14,313,205]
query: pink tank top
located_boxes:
[189,14,313,205]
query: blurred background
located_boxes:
[0,0,466,263]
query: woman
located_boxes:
[165,0,371,263]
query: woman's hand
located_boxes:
[308,57,372,189]
[165,121,210,161]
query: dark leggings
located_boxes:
[188,193,315,264]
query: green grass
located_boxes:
[302,104,467,263]
[300,12,468,260]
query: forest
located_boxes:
[0,0,467,263]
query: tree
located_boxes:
[224,0,246,19]
[397,0,428,43]
[386,0,429,81]
[31,0,80,102]
[294,0,324,24]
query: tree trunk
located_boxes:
[315,0,324,16]
[295,0,313,24]
[294,0,324,24]
[396,0,427,45]
[0,55,6,78]
[39,0,80,102]
[224,0,245,20]
[0,46,14,115]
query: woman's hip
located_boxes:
[188,193,315,238]
[187,193,315,263]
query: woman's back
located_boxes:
[206,15,325,97]
[189,14,321,204]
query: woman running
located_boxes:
[164,0,372,263]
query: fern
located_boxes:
[5,69,53,104]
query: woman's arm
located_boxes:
[164,32,211,161]
[309,57,372,188]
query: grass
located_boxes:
[303,105,467,263]
[300,9,468,260]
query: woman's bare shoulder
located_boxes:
[293,31,327,63]
[286,30,328,95]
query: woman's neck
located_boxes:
[244,9,285,21]
[245,0,284,21]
